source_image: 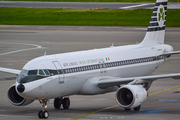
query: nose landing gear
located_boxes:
[37,97,70,119]
[38,97,70,119]
[38,99,49,119]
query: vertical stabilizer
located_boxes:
[140,0,167,46]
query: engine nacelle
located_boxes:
[7,84,34,106]
[116,85,147,109]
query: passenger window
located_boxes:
[28,70,38,76]
[106,63,109,67]
[39,69,45,76]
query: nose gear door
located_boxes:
[53,61,64,84]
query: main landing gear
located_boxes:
[54,97,70,110]
[38,97,70,119]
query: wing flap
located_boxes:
[0,67,21,75]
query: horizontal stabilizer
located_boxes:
[163,51,180,56]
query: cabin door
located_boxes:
[152,47,161,68]
[53,61,64,84]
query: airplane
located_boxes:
[0,0,180,119]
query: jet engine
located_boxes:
[7,84,34,106]
[116,85,147,109]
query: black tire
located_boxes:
[42,111,49,119]
[38,111,43,119]
[134,105,141,111]
[54,98,61,109]
[62,98,70,109]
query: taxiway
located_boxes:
[0,25,180,120]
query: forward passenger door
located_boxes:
[52,61,64,84]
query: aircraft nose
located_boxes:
[17,84,25,93]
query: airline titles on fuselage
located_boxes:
[63,58,106,67]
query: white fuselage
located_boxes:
[16,43,173,100]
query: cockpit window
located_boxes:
[20,69,28,76]
[17,69,51,83]
[44,69,50,76]
[28,70,38,76]
[38,69,45,76]
[48,70,58,76]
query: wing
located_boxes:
[98,73,180,89]
[0,67,21,75]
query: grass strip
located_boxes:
[2,0,180,2]
[0,8,179,27]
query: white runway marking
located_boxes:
[120,3,151,9]
[0,42,43,56]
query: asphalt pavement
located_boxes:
[0,25,180,120]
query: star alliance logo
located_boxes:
[157,5,165,28]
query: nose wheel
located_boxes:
[38,110,49,119]
[38,99,49,119]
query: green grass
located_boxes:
[0,8,180,26]
[2,0,180,2]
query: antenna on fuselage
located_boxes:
[44,51,46,56]
[110,43,114,48]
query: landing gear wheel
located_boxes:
[43,111,49,118]
[134,105,141,111]
[38,110,49,119]
[38,111,43,118]
[54,98,62,109]
[62,98,70,109]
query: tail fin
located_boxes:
[140,0,167,46]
